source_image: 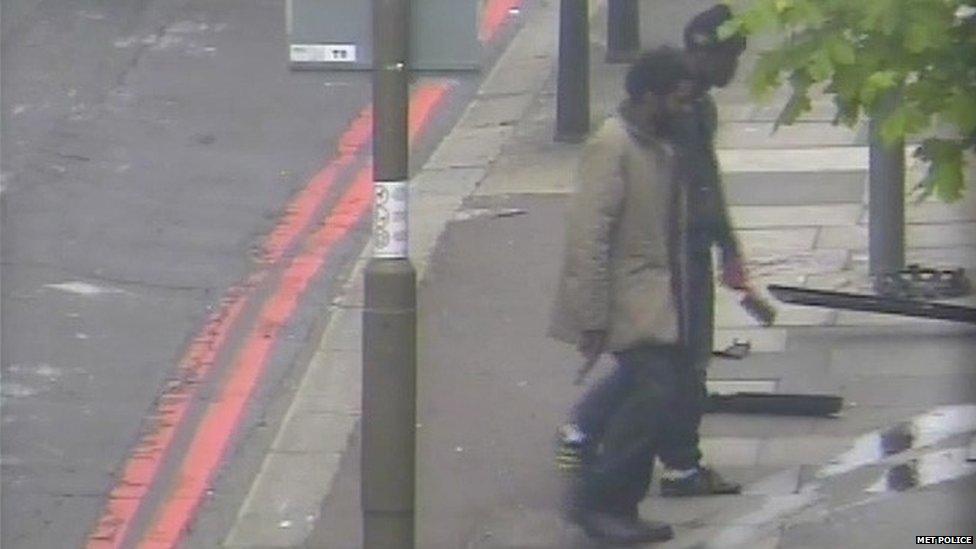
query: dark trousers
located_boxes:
[570,242,713,471]
[574,345,704,513]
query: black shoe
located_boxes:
[660,466,741,497]
[578,512,674,545]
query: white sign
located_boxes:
[290,44,358,63]
[373,181,408,258]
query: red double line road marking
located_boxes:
[141,82,451,548]
[262,106,373,264]
[86,81,453,549]
[480,0,521,42]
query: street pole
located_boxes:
[555,0,590,143]
[363,0,416,548]
[868,91,906,285]
[605,0,639,63]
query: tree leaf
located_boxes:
[826,35,856,65]
[905,18,946,53]
[933,155,965,202]
[737,0,973,203]
[775,71,814,129]
[807,48,834,81]
[860,70,899,109]
[945,90,976,134]
[914,138,965,202]
[717,19,742,41]
[750,51,785,99]
[880,104,929,144]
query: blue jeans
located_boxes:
[570,240,712,471]
[571,345,704,513]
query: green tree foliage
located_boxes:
[723,0,976,202]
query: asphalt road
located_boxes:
[1,0,484,546]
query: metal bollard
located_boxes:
[555,0,590,143]
[364,1,417,548]
[606,0,639,63]
[362,259,417,549]
[868,92,906,283]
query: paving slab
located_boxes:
[225,451,343,548]
[460,92,538,129]
[294,353,361,413]
[716,287,837,327]
[808,405,932,437]
[475,146,579,195]
[722,171,866,206]
[701,414,822,439]
[746,248,851,278]
[737,227,819,253]
[803,271,873,293]
[270,410,358,454]
[905,246,976,269]
[748,99,841,124]
[831,340,976,377]
[425,125,513,169]
[757,436,855,468]
[412,166,487,196]
[817,222,976,250]
[699,437,763,467]
[836,374,976,408]
[476,11,555,97]
[730,204,863,229]
[745,466,804,496]
[716,121,861,149]
[901,199,976,224]
[410,192,468,277]
[717,147,869,173]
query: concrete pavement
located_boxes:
[235,0,976,547]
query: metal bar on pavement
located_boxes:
[768,285,976,324]
[706,393,844,417]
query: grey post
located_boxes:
[555,0,590,142]
[868,91,906,283]
[363,0,417,548]
[606,0,639,63]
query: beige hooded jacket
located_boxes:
[548,106,689,352]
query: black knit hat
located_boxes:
[683,4,747,54]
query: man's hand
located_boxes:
[577,330,607,363]
[721,255,749,290]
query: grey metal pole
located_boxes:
[555,0,590,143]
[606,0,639,63]
[363,0,416,548]
[868,92,906,283]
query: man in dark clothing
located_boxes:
[548,46,704,545]
[656,3,750,497]
[556,4,749,499]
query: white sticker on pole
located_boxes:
[373,181,408,258]
[289,44,358,63]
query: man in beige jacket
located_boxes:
[555,4,749,502]
[549,47,700,545]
